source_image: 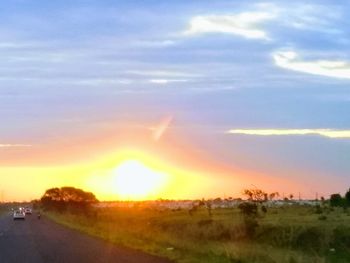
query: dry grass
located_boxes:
[45,205,350,263]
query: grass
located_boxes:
[45,205,350,263]
[0,204,8,216]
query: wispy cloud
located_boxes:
[74,78,133,86]
[182,3,342,43]
[227,129,350,139]
[183,12,275,39]
[133,40,176,48]
[126,70,200,78]
[0,144,32,148]
[149,79,188,84]
[151,116,173,141]
[273,51,350,79]
[255,2,342,34]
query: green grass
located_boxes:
[45,205,350,263]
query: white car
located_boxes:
[24,208,32,215]
[13,210,25,220]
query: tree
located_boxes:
[243,189,267,203]
[269,192,279,200]
[330,193,343,207]
[41,186,98,212]
[345,188,350,206]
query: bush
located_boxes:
[292,227,326,252]
[243,217,259,238]
[238,202,258,217]
[238,202,259,238]
[332,226,350,249]
[315,205,323,214]
[256,225,299,247]
[318,215,327,221]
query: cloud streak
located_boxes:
[273,51,350,79]
[227,129,350,139]
[0,144,32,148]
[149,79,188,84]
[151,116,173,141]
[126,70,200,78]
[184,12,275,39]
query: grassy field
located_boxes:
[45,204,350,263]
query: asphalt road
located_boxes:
[0,212,172,263]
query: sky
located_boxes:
[0,0,349,201]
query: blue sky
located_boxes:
[0,0,349,197]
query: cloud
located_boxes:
[255,3,342,34]
[286,6,342,34]
[74,78,133,86]
[149,79,188,84]
[126,70,200,78]
[151,116,173,141]
[182,3,342,42]
[0,144,32,148]
[133,40,176,48]
[227,129,350,139]
[273,51,350,79]
[183,12,275,39]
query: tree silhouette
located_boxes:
[243,189,267,203]
[329,193,343,207]
[41,187,98,212]
[345,188,350,206]
[269,192,279,200]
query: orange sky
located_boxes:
[0,122,334,202]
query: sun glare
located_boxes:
[112,160,168,199]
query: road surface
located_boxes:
[0,212,172,263]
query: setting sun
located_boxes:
[112,160,168,200]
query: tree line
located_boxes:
[237,187,350,238]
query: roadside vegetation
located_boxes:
[40,187,350,263]
[0,204,10,216]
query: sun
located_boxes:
[112,160,168,200]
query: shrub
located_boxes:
[238,202,260,238]
[318,215,327,221]
[315,205,323,214]
[292,227,326,252]
[243,217,259,238]
[332,226,350,249]
[238,202,258,217]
